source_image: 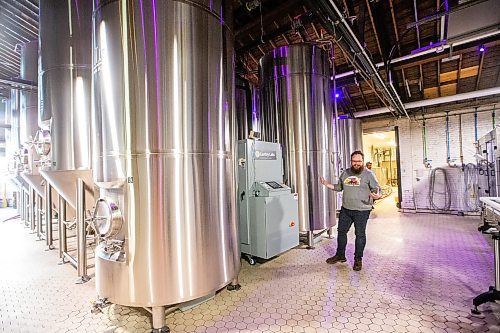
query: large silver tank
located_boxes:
[338,118,363,171]
[38,1,92,171]
[235,81,261,139]
[92,0,239,306]
[19,41,38,146]
[260,44,336,232]
[8,89,20,159]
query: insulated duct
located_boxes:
[260,44,336,232]
[92,0,239,307]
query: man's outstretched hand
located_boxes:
[369,190,382,200]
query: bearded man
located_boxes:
[319,150,381,271]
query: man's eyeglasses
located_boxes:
[351,160,363,163]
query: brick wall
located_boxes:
[361,107,497,214]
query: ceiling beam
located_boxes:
[354,86,500,117]
[310,0,408,117]
[365,0,383,58]
[342,86,357,113]
[357,82,369,110]
[394,39,500,71]
[235,0,302,39]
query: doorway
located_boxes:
[362,128,401,211]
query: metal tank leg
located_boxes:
[16,186,24,223]
[151,306,169,333]
[19,187,24,222]
[306,231,314,249]
[227,276,241,291]
[58,195,68,264]
[36,193,43,240]
[472,233,500,315]
[25,189,30,227]
[30,187,36,232]
[327,226,334,239]
[75,178,90,284]
[45,183,54,249]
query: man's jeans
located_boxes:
[336,207,371,260]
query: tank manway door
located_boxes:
[237,139,299,265]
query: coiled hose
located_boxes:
[428,167,452,211]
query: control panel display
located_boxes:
[266,181,282,189]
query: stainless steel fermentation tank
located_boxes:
[92,1,239,330]
[338,118,363,171]
[38,0,92,172]
[17,41,46,236]
[19,41,39,147]
[37,1,94,272]
[259,44,336,242]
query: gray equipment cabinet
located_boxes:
[237,140,299,264]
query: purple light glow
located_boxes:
[479,45,485,52]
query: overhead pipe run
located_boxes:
[353,86,500,118]
[309,0,409,118]
[335,29,500,80]
[0,76,37,91]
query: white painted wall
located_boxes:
[361,106,498,213]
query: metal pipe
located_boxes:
[495,236,500,290]
[459,114,464,166]
[446,112,451,163]
[331,42,340,178]
[475,108,479,142]
[413,0,422,49]
[45,183,54,249]
[335,29,500,80]
[75,178,89,284]
[310,0,407,117]
[58,194,67,260]
[353,86,500,117]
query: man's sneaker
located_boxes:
[326,255,347,264]
[353,259,362,271]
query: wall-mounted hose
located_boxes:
[463,163,479,211]
[428,167,452,211]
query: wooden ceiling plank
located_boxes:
[365,0,383,58]
[342,86,358,113]
[358,83,370,110]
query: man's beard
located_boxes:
[350,165,364,175]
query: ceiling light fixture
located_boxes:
[245,0,261,11]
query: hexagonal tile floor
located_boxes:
[1,194,499,333]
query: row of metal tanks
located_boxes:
[3,1,362,332]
